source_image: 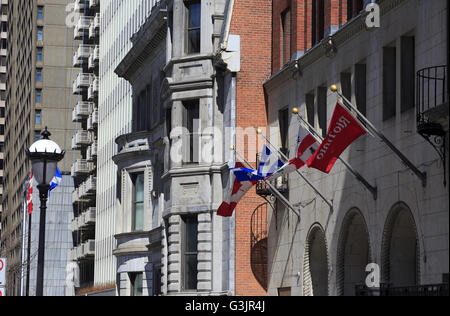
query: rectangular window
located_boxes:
[129,273,143,296]
[36,89,42,103]
[37,26,43,41]
[340,72,352,102]
[383,46,397,121]
[37,6,44,20]
[278,108,289,155]
[355,63,367,116]
[36,68,42,82]
[317,86,328,138]
[182,216,198,291]
[35,110,41,125]
[37,47,43,62]
[35,130,41,141]
[132,173,145,232]
[182,99,200,164]
[305,92,315,128]
[281,8,291,66]
[185,0,201,54]
[401,36,415,113]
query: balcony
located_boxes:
[87,77,98,100]
[88,45,99,69]
[72,101,92,122]
[74,16,94,40]
[72,130,91,149]
[73,45,92,67]
[72,159,91,178]
[84,207,96,225]
[89,0,99,9]
[87,140,98,161]
[88,13,100,40]
[81,240,95,258]
[416,65,448,183]
[255,153,289,197]
[85,176,97,193]
[73,73,93,95]
[87,109,98,131]
[417,65,448,130]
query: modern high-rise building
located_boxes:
[0,0,78,296]
[68,0,100,293]
[68,0,153,295]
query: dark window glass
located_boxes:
[383,46,397,121]
[186,1,201,54]
[183,216,198,291]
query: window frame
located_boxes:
[185,0,201,55]
[131,172,145,232]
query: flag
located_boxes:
[231,167,265,182]
[217,162,259,217]
[307,102,366,173]
[295,123,319,164]
[27,173,34,215]
[257,144,284,178]
[49,168,62,193]
[268,124,319,180]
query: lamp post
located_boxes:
[26,127,64,296]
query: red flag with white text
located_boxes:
[307,102,366,173]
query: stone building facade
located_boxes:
[263,0,448,296]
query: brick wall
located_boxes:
[272,0,362,72]
[229,0,272,296]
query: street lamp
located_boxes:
[26,127,65,296]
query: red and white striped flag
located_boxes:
[26,173,34,215]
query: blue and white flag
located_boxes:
[49,168,62,193]
[230,167,265,183]
[257,144,284,178]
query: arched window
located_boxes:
[303,225,329,296]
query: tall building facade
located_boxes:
[69,0,100,293]
[263,0,448,296]
[68,0,154,294]
[0,0,8,237]
[1,0,77,296]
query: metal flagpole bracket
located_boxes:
[292,108,378,200]
[330,85,428,188]
[256,132,334,213]
[230,146,302,219]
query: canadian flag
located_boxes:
[307,102,366,173]
[217,162,258,217]
[27,173,34,215]
[269,124,319,179]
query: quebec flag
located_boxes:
[257,144,284,179]
[49,168,62,193]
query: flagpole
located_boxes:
[231,146,301,218]
[330,85,427,187]
[256,132,334,212]
[292,108,378,200]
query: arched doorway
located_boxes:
[336,209,371,296]
[303,225,329,296]
[381,203,420,287]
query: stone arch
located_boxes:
[303,224,329,296]
[381,202,420,287]
[336,208,371,296]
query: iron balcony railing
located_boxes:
[250,202,268,291]
[417,65,448,126]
